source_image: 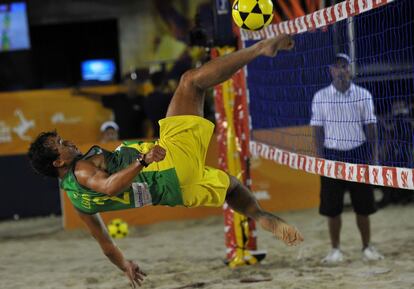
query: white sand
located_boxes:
[1,205,413,289]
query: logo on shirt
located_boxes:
[132,182,152,207]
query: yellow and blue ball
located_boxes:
[232,0,274,31]
[107,218,129,239]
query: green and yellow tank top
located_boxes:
[60,141,183,214]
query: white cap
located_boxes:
[100,121,119,132]
[335,53,351,64]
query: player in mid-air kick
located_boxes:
[28,34,303,288]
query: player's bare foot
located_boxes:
[258,34,295,57]
[258,214,304,246]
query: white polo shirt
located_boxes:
[310,83,377,151]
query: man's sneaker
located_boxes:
[321,248,344,264]
[363,246,384,261]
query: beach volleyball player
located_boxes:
[28,34,303,287]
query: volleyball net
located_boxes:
[214,0,412,267]
[243,0,414,189]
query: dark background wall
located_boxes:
[0,0,124,91]
[0,154,61,220]
[0,19,120,91]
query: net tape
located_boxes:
[240,0,394,41]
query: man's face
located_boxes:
[101,128,119,143]
[330,59,351,86]
[46,135,81,168]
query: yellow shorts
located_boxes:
[157,115,230,207]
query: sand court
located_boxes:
[1,204,413,289]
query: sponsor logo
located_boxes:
[316,158,325,175]
[132,182,152,207]
[347,164,355,181]
[337,3,344,18]
[12,109,35,141]
[382,167,397,187]
[399,170,409,188]
[306,157,315,173]
[51,112,82,124]
[269,147,277,160]
[326,161,334,177]
[357,165,369,183]
[0,121,12,143]
[298,155,307,170]
[335,162,346,179]
[282,152,289,165]
[371,167,380,185]
[289,153,298,169]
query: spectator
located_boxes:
[310,53,384,263]
[100,121,119,143]
[73,73,148,140]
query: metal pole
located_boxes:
[347,17,357,77]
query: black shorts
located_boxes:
[319,176,377,217]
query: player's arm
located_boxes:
[77,211,146,287]
[75,145,166,196]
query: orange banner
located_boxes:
[0,86,117,155]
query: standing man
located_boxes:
[311,53,384,263]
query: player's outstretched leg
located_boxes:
[225,176,304,246]
[166,34,295,118]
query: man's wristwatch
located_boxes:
[137,153,149,167]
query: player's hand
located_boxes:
[259,216,304,246]
[144,145,166,164]
[275,223,304,246]
[275,34,295,51]
[123,260,147,288]
[259,34,295,57]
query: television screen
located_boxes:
[0,2,30,52]
[81,59,116,82]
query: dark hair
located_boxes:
[28,131,60,178]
